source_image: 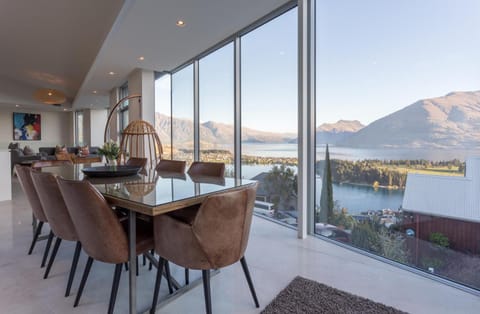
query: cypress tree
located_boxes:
[319,144,334,223]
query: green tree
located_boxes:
[264,165,297,213]
[318,145,334,223]
[351,222,382,253]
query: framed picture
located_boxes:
[13,112,41,140]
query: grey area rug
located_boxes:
[261,276,408,314]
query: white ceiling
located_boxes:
[0,0,123,111]
[0,0,292,111]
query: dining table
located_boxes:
[41,163,256,314]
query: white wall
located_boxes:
[1,108,73,150]
[127,68,155,125]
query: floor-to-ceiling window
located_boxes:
[199,43,234,177]
[118,83,129,132]
[155,73,172,159]
[171,64,194,162]
[315,0,480,290]
[241,8,298,226]
[75,111,84,146]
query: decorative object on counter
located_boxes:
[98,141,120,165]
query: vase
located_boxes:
[106,158,117,166]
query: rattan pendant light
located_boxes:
[119,120,163,169]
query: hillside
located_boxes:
[316,120,364,144]
[154,113,296,145]
[338,91,480,148]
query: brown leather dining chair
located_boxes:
[155,159,186,173]
[30,170,81,297]
[15,165,54,268]
[187,161,225,177]
[56,177,155,314]
[150,183,259,314]
[172,161,226,285]
[126,157,148,169]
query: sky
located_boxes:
[156,0,480,133]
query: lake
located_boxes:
[241,143,480,162]
[238,143,480,215]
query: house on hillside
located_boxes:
[402,157,480,253]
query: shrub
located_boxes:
[429,232,449,248]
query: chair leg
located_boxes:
[65,241,82,297]
[136,256,139,276]
[143,254,146,266]
[164,261,173,294]
[74,256,94,307]
[28,221,44,255]
[41,231,54,268]
[202,270,212,314]
[150,257,165,314]
[240,257,259,308]
[124,262,129,272]
[148,249,154,271]
[108,264,123,314]
[185,268,189,285]
[44,238,62,279]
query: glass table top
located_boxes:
[42,163,256,213]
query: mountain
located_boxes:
[154,113,296,145]
[316,120,364,144]
[338,91,480,148]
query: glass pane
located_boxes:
[241,8,298,226]
[172,64,194,163]
[199,43,234,177]
[76,111,84,146]
[315,0,480,290]
[155,74,172,159]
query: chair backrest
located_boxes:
[126,157,148,169]
[56,177,129,264]
[30,171,77,241]
[187,161,225,178]
[155,159,186,173]
[193,183,257,268]
[31,159,73,168]
[15,165,48,222]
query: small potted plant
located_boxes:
[98,141,120,166]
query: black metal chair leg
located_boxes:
[185,268,189,285]
[108,264,123,314]
[136,256,139,276]
[124,262,129,271]
[202,269,212,314]
[149,249,154,271]
[164,261,173,294]
[65,241,82,297]
[143,254,146,266]
[74,256,94,307]
[28,221,43,255]
[240,256,259,308]
[150,257,165,314]
[44,238,62,279]
[41,231,54,268]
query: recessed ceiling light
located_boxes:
[47,92,53,96]
[176,20,185,27]
[93,90,97,94]
[108,71,115,75]
[15,104,20,107]
[63,108,67,111]
[138,56,145,61]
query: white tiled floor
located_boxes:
[1,178,479,313]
